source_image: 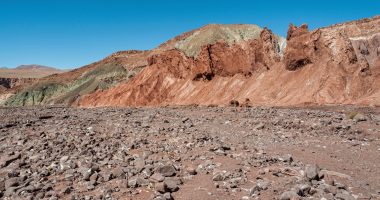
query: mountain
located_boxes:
[78,15,380,107]
[3,24,269,106]
[3,16,380,107]
[0,64,64,78]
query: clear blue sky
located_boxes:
[0,0,379,69]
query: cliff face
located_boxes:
[78,16,380,107]
[281,17,380,105]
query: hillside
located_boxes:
[3,16,380,107]
[3,24,271,106]
[78,16,380,107]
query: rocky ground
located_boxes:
[0,105,379,200]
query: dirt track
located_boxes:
[0,106,379,199]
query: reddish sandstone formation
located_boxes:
[78,16,380,107]
[77,26,286,107]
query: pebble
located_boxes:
[186,166,197,175]
[256,179,270,190]
[212,171,226,181]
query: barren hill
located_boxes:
[3,24,271,106]
[0,64,63,78]
[78,16,380,107]
[3,16,380,107]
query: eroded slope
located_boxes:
[79,16,380,107]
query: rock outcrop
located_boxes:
[4,16,380,107]
[78,16,380,107]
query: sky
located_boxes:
[0,0,379,69]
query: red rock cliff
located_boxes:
[78,16,380,107]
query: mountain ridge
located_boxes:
[2,15,380,107]
[0,64,64,78]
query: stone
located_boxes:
[86,183,95,191]
[0,153,21,168]
[335,193,355,200]
[163,192,173,200]
[90,164,100,172]
[212,171,225,181]
[60,186,72,195]
[135,159,145,172]
[256,179,270,190]
[157,165,176,177]
[353,113,367,122]
[152,195,165,200]
[295,184,311,196]
[89,173,98,185]
[164,179,179,192]
[150,173,165,182]
[39,169,50,177]
[249,185,261,196]
[282,154,293,163]
[136,177,149,186]
[112,167,125,179]
[42,183,53,191]
[22,185,36,193]
[101,171,113,182]
[4,186,17,196]
[142,168,153,178]
[64,173,74,181]
[5,177,23,189]
[60,156,69,163]
[128,179,138,188]
[214,149,226,156]
[280,191,300,200]
[186,166,197,175]
[0,180,5,191]
[114,179,129,189]
[324,185,337,195]
[255,123,265,130]
[82,168,92,181]
[35,192,45,199]
[155,182,167,193]
[305,164,320,180]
